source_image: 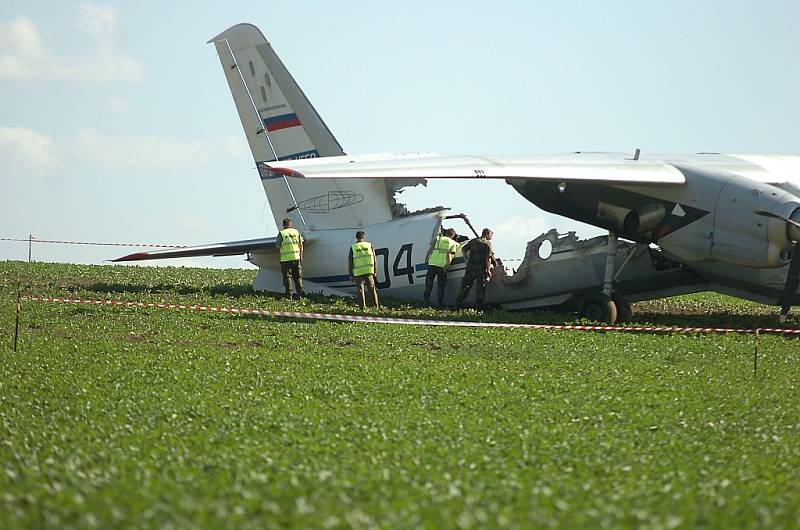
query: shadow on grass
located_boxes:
[79,282,799,332]
[631,310,799,332]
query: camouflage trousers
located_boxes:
[281,260,304,297]
[456,266,487,307]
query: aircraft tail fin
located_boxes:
[209,24,395,231]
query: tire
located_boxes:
[611,293,632,323]
[578,292,618,323]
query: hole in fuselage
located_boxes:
[538,239,553,260]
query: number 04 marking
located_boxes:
[374,243,414,289]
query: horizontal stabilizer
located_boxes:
[113,236,283,262]
[269,153,687,185]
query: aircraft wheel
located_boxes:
[578,293,618,324]
[611,293,632,323]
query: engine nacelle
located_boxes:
[623,203,666,236]
[711,175,799,268]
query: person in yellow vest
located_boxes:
[423,228,459,306]
[348,231,379,310]
[276,218,305,299]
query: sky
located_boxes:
[2,0,799,268]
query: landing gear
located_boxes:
[578,292,618,323]
[577,292,631,323]
[576,231,633,324]
[602,232,618,297]
[611,292,632,323]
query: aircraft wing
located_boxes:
[266,153,686,185]
[112,236,281,262]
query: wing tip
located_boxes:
[270,166,303,178]
[113,252,149,262]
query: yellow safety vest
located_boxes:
[279,228,301,262]
[351,241,375,276]
[428,236,457,268]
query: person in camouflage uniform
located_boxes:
[455,228,494,309]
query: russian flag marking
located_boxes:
[263,113,301,132]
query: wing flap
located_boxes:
[269,153,686,185]
[113,236,281,262]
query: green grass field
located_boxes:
[1,261,799,529]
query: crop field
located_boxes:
[1,261,799,529]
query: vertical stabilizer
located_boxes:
[209,23,394,231]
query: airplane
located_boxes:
[115,23,800,324]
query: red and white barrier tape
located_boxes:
[20,296,800,336]
[0,237,186,248]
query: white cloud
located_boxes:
[106,95,130,113]
[176,212,205,231]
[3,16,44,58]
[0,126,61,178]
[222,135,250,158]
[493,215,548,246]
[0,17,43,77]
[76,4,116,38]
[73,128,211,170]
[0,10,142,83]
[0,125,241,175]
[56,48,143,83]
